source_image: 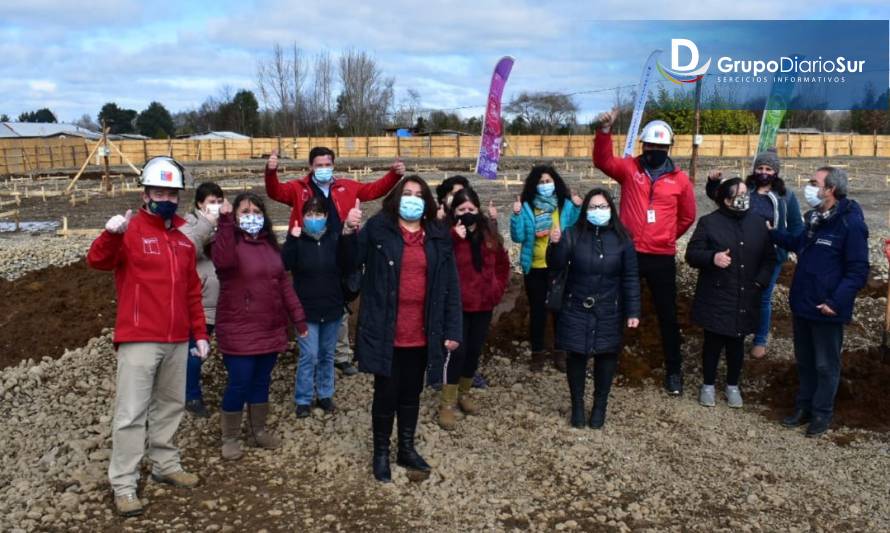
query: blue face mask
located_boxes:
[399,195,425,221]
[537,182,555,197]
[587,208,611,227]
[303,216,327,235]
[148,200,178,220]
[314,167,334,184]
[239,213,264,236]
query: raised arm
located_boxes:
[87,209,133,271]
[264,150,295,206]
[355,159,406,201]
[211,212,240,273]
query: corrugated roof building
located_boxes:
[0,122,102,140]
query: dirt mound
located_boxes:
[0,259,116,369]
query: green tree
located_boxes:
[136,101,175,139]
[643,86,757,134]
[217,90,260,135]
[98,103,138,134]
[17,108,57,123]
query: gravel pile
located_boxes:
[0,235,93,281]
[1,326,888,532]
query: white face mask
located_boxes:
[205,203,221,216]
[804,185,823,208]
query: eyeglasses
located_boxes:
[588,204,609,210]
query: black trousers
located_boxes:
[445,311,493,384]
[372,347,428,416]
[524,268,558,352]
[566,352,618,401]
[636,253,683,375]
[701,330,744,386]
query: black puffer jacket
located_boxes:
[685,207,777,337]
[339,213,462,377]
[281,229,348,323]
[547,223,641,355]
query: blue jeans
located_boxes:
[792,316,844,421]
[186,324,215,402]
[221,353,278,412]
[294,318,341,406]
[753,264,782,347]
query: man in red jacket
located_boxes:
[593,110,696,396]
[265,146,405,376]
[87,157,210,517]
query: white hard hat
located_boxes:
[639,120,673,145]
[140,157,187,189]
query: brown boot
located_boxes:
[551,350,567,372]
[530,351,548,372]
[438,384,459,431]
[457,377,479,415]
[220,410,244,461]
[246,403,281,449]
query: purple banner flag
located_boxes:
[475,56,514,179]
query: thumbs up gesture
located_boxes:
[713,248,732,268]
[105,209,133,234]
[267,149,279,171]
[487,200,498,219]
[512,195,522,215]
[549,219,562,243]
[391,158,406,176]
[454,219,467,240]
[344,199,363,234]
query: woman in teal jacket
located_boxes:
[510,165,580,372]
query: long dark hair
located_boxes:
[745,173,787,196]
[520,165,569,207]
[574,187,629,241]
[380,175,438,226]
[232,192,279,250]
[448,187,504,247]
[714,177,745,207]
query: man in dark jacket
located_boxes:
[771,166,869,437]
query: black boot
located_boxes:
[395,404,431,474]
[781,408,812,428]
[589,354,618,429]
[566,353,588,428]
[372,414,394,482]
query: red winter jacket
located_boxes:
[265,167,401,230]
[452,231,511,312]
[87,210,208,346]
[593,131,696,256]
[212,214,307,356]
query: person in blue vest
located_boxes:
[770,166,869,438]
[510,165,581,372]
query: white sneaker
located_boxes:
[699,385,716,407]
[725,385,743,408]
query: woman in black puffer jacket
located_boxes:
[686,177,776,409]
[547,188,641,429]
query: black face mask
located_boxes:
[754,172,774,185]
[458,212,481,228]
[642,149,669,169]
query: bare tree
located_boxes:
[337,49,394,135]
[393,88,421,128]
[506,91,578,133]
[311,51,335,134]
[256,43,294,135]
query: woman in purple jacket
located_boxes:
[213,192,308,461]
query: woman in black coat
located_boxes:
[547,188,641,429]
[339,175,462,483]
[685,177,776,409]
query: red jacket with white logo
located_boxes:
[593,131,697,255]
[87,210,209,345]
[265,167,401,230]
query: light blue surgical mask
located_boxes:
[587,208,611,226]
[303,216,327,235]
[239,213,264,236]
[399,195,425,221]
[804,184,822,208]
[536,182,555,197]
[314,167,334,184]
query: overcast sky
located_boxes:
[1,1,888,125]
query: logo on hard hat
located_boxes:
[658,38,711,85]
[160,170,173,182]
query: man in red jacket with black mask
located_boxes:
[87,157,209,517]
[265,147,405,376]
[593,110,696,396]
